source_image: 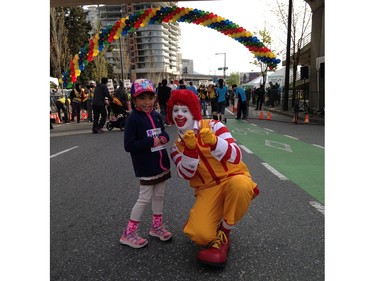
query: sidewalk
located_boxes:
[240,103,325,125]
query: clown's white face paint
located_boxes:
[172,105,195,135]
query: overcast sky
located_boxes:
[178,0,285,75]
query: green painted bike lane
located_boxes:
[226,119,324,204]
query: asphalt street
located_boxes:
[50,110,324,281]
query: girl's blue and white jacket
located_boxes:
[124,108,171,179]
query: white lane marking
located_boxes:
[264,128,274,132]
[251,123,258,127]
[265,140,293,152]
[239,145,253,154]
[261,163,288,180]
[225,108,235,116]
[284,134,299,140]
[312,144,324,149]
[50,146,79,158]
[309,201,325,215]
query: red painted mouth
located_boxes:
[174,117,187,127]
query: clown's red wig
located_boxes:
[166,89,202,125]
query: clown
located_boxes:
[166,89,260,267]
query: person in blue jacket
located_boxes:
[215,79,228,123]
[232,84,247,119]
[120,78,172,248]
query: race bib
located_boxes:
[147,128,166,152]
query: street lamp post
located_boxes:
[119,7,125,81]
[283,0,293,111]
[119,37,124,81]
[215,53,226,80]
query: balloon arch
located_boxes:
[60,6,281,88]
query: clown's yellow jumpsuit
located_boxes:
[170,119,259,246]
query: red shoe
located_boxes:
[197,230,230,267]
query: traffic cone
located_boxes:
[55,113,61,124]
[266,112,272,121]
[81,111,88,120]
[304,114,310,123]
[258,112,264,120]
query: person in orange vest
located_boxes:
[207,84,217,119]
[55,95,70,123]
[166,89,259,268]
[70,83,83,123]
[86,80,96,122]
[81,85,89,119]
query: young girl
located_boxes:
[120,79,172,248]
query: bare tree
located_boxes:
[275,0,312,106]
[90,15,112,82]
[50,7,69,81]
[92,53,109,82]
[250,27,281,91]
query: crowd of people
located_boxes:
[51,78,131,133]
[51,77,281,132]
[156,78,231,123]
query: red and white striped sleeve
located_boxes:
[209,120,242,163]
[170,145,199,180]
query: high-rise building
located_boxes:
[87,2,181,84]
